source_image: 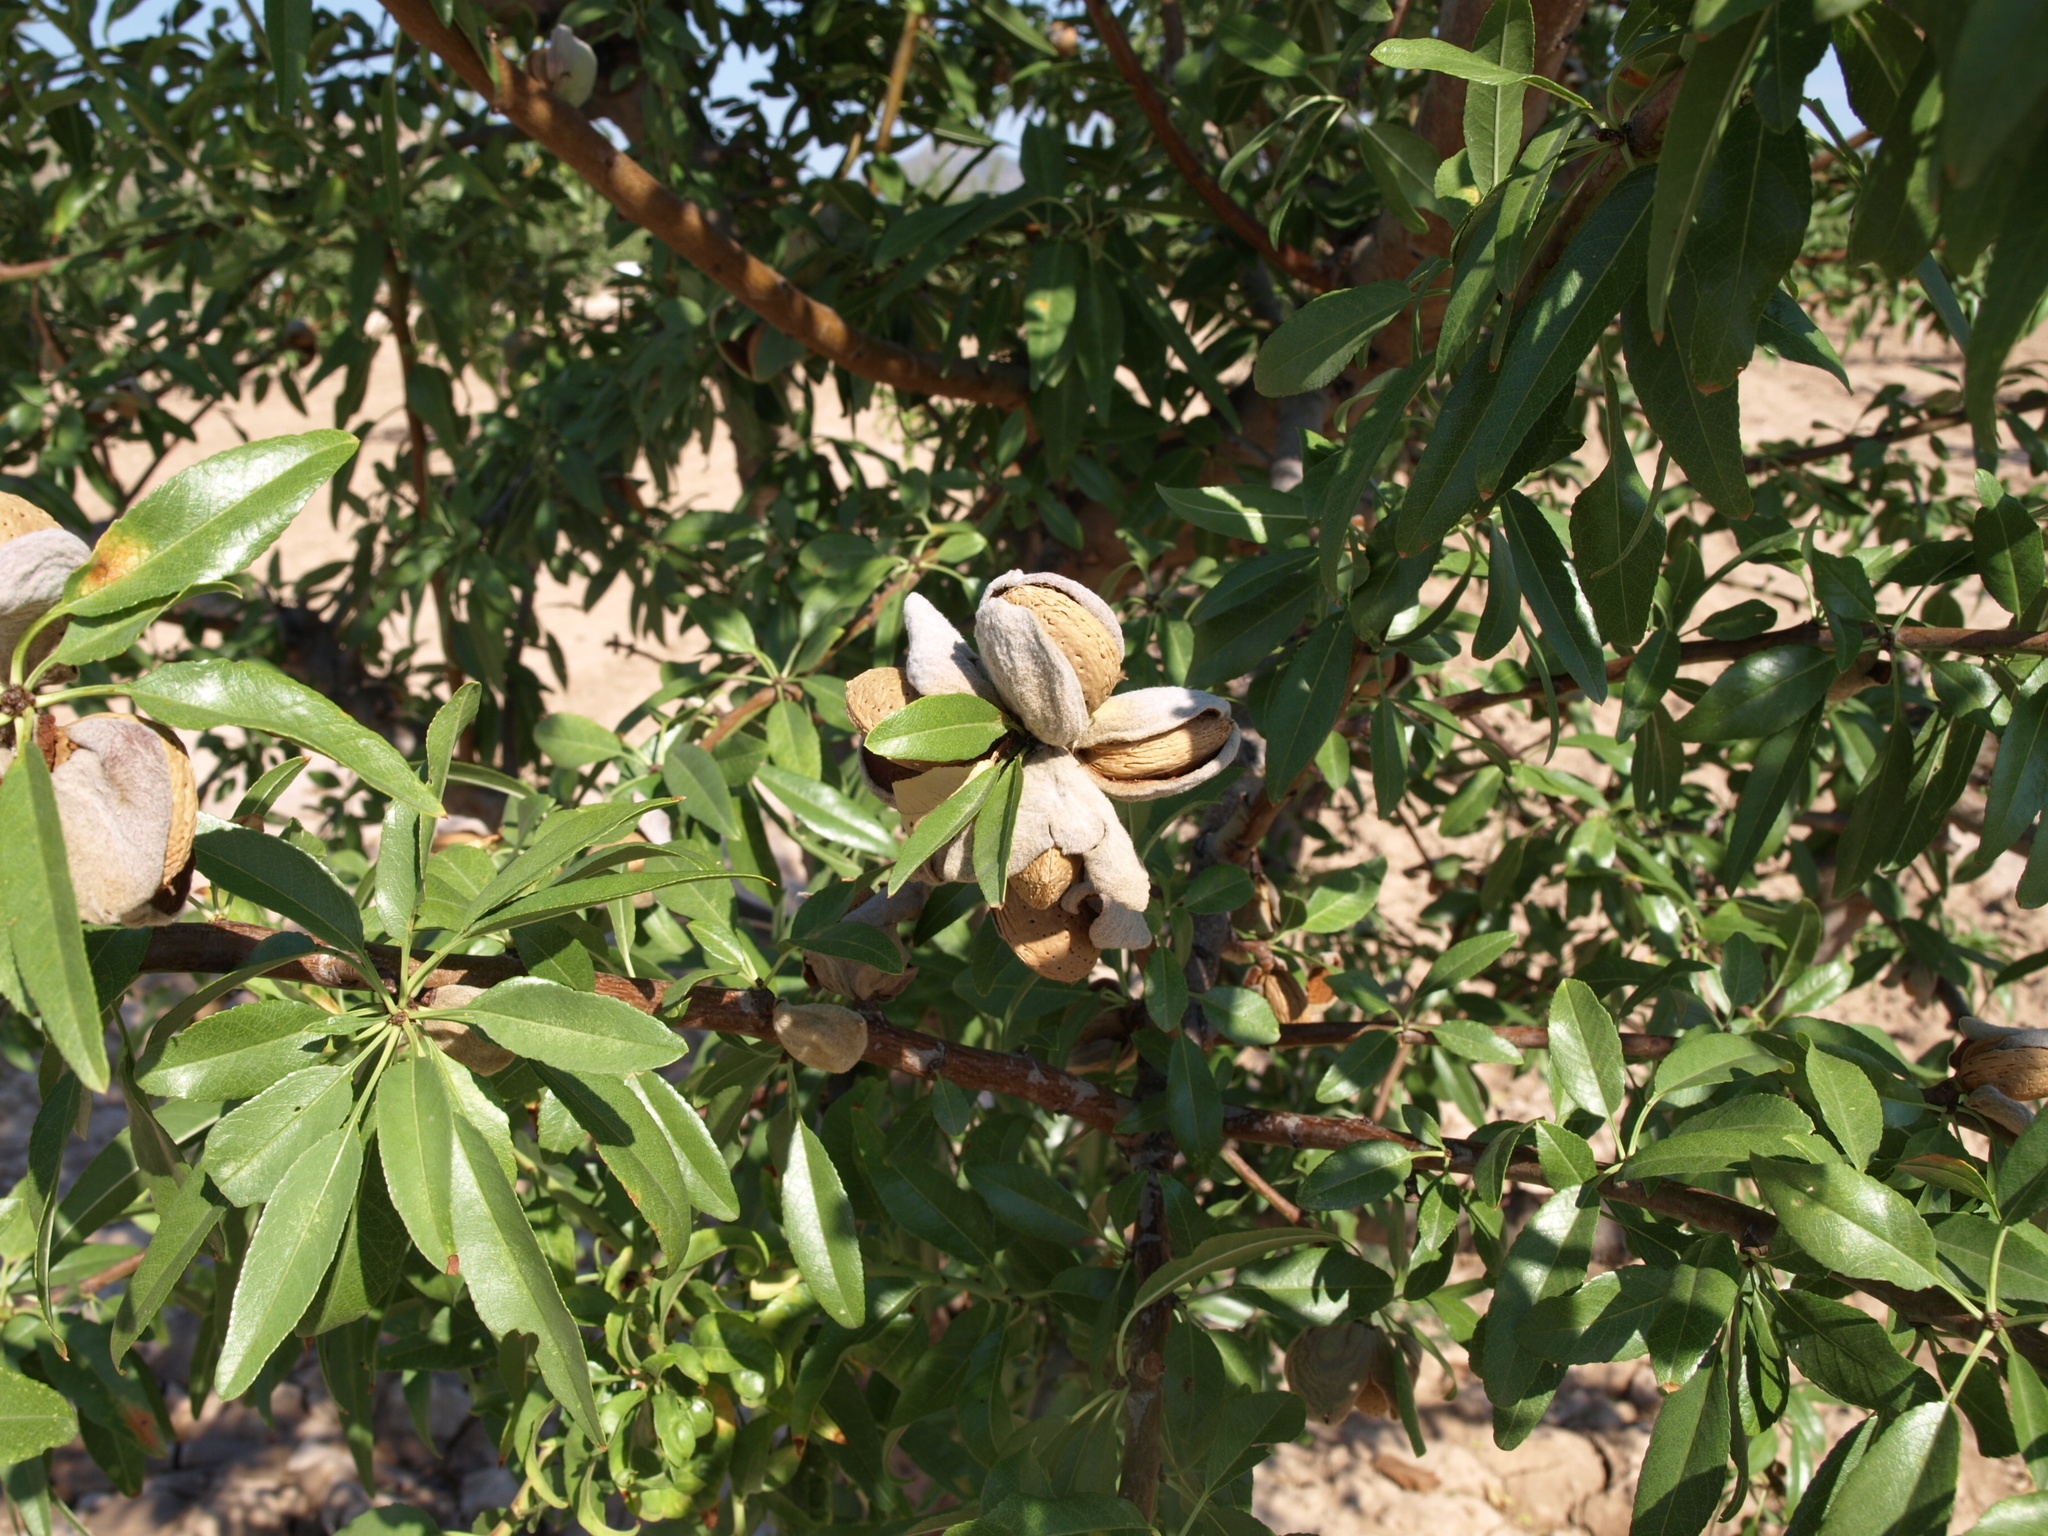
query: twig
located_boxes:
[873,3,923,160]
[75,1252,145,1296]
[1221,1144,1302,1223]
[1079,0,1331,291]
[1744,392,2048,472]
[374,0,1027,408]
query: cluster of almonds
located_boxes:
[1282,1322,1408,1425]
[0,496,198,927]
[816,572,1241,991]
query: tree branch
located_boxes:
[373,0,1027,408]
[1745,392,2048,472]
[1079,0,1332,292]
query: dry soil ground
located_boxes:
[11,313,2048,1535]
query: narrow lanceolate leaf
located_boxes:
[539,1066,693,1254]
[26,1074,81,1327]
[754,763,895,857]
[202,1063,353,1206]
[1571,402,1661,651]
[1474,167,1656,497]
[781,1120,865,1329]
[1974,496,2047,619]
[1167,1030,1223,1164]
[129,660,440,816]
[629,1073,739,1222]
[1646,15,1767,335]
[1720,704,1824,887]
[1965,139,2048,456]
[1632,1355,1732,1536]
[1252,281,1411,397]
[972,756,1025,908]
[1261,613,1354,798]
[194,827,367,962]
[425,680,481,810]
[0,747,108,1090]
[375,800,421,939]
[0,1369,78,1464]
[888,761,998,895]
[1814,1405,1958,1536]
[1675,647,1834,742]
[447,1112,600,1440]
[1670,105,1811,391]
[1758,290,1850,388]
[214,1129,362,1400]
[861,693,1009,763]
[1547,980,1624,1128]
[1621,296,1752,521]
[1751,1156,1945,1292]
[377,1055,457,1272]
[136,999,330,1099]
[1979,688,2048,863]
[66,432,357,618]
[1502,492,1609,704]
[1462,0,1533,197]
[1646,1238,1740,1389]
[1833,713,1917,896]
[444,977,683,1074]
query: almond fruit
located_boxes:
[999,585,1121,713]
[1283,1323,1383,1425]
[846,667,916,734]
[772,1000,870,1073]
[1081,713,1234,781]
[1011,846,1082,909]
[992,900,1097,982]
[49,714,196,926]
[0,494,90,679]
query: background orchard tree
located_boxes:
[4,0,2048,1533]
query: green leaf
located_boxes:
[447,1107,599,1440]
[1420,930,1519,993]
[1647,1237,1740,1389]
[376,1055,457,1272]
[1785,1417,1881,1536]
[1252,282,1410,396]
[203,1064,353,1206]
[1262,614,1354,798]
[972,755,1024,908]
[0,1368,78,1464]
[1720,703,1825,887]
[1394,337,1502,553]
[889,763,999,895]
[532,713,624,768]
[1370,37,1590,109]
[1752,1155,1944,1291]
[375,800,420,939]
[777,1123,865,1338]
[1167,1031,1222,1164]
[1645,15,1765,335]
[1834,712,1918,895]
[863,693,1009,763]
[1943,0,2048,188]
[1632,1354,1732,1536]
[1975,496,2047,620]
[1669,106,1811,390]
[1676,647,1834,742]
[1967,1494,2048,1536]
[537,1067,693,1252]
[0,746,108,1090]
[1625,1097,1830,1180]
[1503,491,1609,703]
[2008,1351,2048,1489]
[1757,289,1851,387]
[1519,1266,1663,1364]
[1478,1184,1598,1448]
[629,1071,739,1221]
[193,827,367,961]
[424,682,480,811]
[66,432,356,618]
[1430,1017,1523,1064]
[1572,401,1661,652]
[802,920,906,974]
[445,977,682,1074]
[1547,980,1624,1127]
[1980,687,2048,863]
[663,739,739,838]
[1195,985,1280,1045]
[1650,1032,1780,1100]
[1475,168,1656,496]
[1183,863,1254,915]
[136,1000,329,1099]
[1298,1141,1412,1210]
[962,1493,1153,1536]
[1129,1227,1337,1315]
[755,763,895,856]
[964,1162,1095,1246]
[1805,1046,1884,1169]
[1144,946,1190,1032]
[214,1127,362,1400]
[1300,863,1381,934]
[471,865,732,938]
[1214,13,1309,76]
[1462,0,1533,196]
[129,661,441,817]
[1024,243,1081,388]
[1621,294,1752,521]
[1814,1404,1958,1536]
[1965,138,2048,454]
[112,1171,228,1361]
[1157,483,1313,544]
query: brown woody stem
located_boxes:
[373,0,1026,408]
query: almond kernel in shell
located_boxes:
[1011,846,1083,910]
[846,667,916,734]
[0,493,59,545]
[992,901,1098,982]
[999,585,1121,713]
[1081,713,1233,781]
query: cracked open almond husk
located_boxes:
[0,494,91,682]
